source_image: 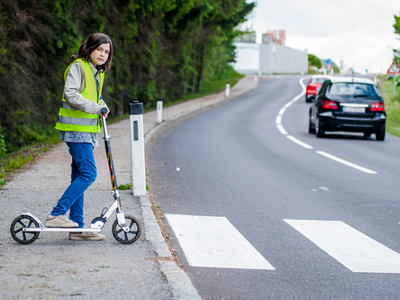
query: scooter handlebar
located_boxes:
[101,107,108,114]
[100,107,108,137]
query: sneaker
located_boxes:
[45,215,79,228]
[69,232,105,241]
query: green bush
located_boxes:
[381,77,400,137]
[0,126,6,157]
[308,54,322,69]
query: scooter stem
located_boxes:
[101,113,119,192]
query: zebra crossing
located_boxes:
[166,214,400,273]
[165,214,274,270]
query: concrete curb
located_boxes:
[139,195,171,258]
[139,79,261,299]
[159,261,202,300]
[139,195,202,299]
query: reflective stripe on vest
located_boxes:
[55,58,105,133]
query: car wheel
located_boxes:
[363,132,372,138]
[305,96,310,103]
[376,126,385,141]
[308,116,315,134]
[316,117,325,138]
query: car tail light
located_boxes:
[370,102,384,111]
[307,85,316,91]
[321,100,338,110]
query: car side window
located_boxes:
[318,80,330,97]
[374,85,381,96]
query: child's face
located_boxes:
[90,43,110,67]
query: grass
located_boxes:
[0,125,59,186]
[117,183,132,190]
[380,76,400,137]
[0,144,53,186]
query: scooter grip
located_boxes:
[101,107,108,114]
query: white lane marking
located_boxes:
[166,214,275,270]
[278,108,286,115]
[284,220,400,273]
[275,77,307,135]
[276,124,288,135]
[292,92,305,102]
[284,102,293,109]
[286,135,313,149]
[318,187,330,191]
[316,151,377,174]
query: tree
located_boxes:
[0,0,81,151]
[308,54,322,69]
[394,12,400,63]
[192,0,255,92]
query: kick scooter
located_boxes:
[10,107,141,244]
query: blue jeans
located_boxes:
[50,142,97,228]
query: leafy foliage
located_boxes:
[381,77,400,137]
[308,54,322,69]
[0,0,254,154]
[393,12,400,63]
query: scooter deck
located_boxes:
[23,227,102,233]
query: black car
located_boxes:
[308,77,386,141]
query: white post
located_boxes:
[394,75,397,97]
[129,101,147,196]
[254,74,258,82]
[270,45,276,76]
[225,83,230,98]
[156,99,163,124]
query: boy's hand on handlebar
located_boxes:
[100,107,109,118]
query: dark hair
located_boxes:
[72,33,113,72]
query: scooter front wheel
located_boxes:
[10,215,40,244]
[112,215,141,244]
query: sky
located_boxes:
[243,0,400,74]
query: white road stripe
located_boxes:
[286,135,313,149]
[284,220,400,273]
[278,108,286,116]
[276,124,288,135]
[284,102,293,109]
[275,77,307,136]
[166,214,275,270]
[316,151,377,174]
[293,93,304,102]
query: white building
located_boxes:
[231,33,308,75]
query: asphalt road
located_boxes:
[147,75,400,300]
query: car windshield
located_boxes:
[328,83,378,97]
[311,78,327,84]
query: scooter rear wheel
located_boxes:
[10,215,40,244]
[112,215,141,244]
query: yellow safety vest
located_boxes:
[55,58,105,133]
